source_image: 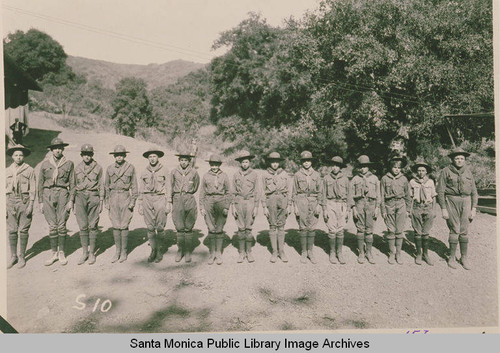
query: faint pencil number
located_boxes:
[73,294,113,313]
[405,329,429,334]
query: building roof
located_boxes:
[3,53,42,92]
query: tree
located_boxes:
[112,77,155,137]
[4,29,69,82]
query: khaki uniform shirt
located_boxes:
[260,168,292,208]
[380,172,411,209]
[233,168,260,205]
[74,160,104,201]
[138,163,171,201]
[199,169,232,209]
[323,171,349,205]
[409,177,436,204]
[6,162,36,201]
[437,165,478,209]
[349,171,380,208]
[104,161,138,207]
[38,156,75,203]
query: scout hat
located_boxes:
[7,144,31,157]
[330,156,346,168]
[266,152,284,161]
[448,147,470,158]
[175,149,192,158]
[388,156,407,168]
[109,145,129,155]
[206,154,223,164]
[357,155,375,166]
[47,137,69,149]
[412,158,433,173]
[300,151,313,160]
[80,144,94,153]
[235,150,255,162]
[143,148,165,158]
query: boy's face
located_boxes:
[359,166,369,174]
[417,166,427,179]
[114,153,126,164]
[179,157,190,169]
[210,162,221,173]
[331,164,341,174]
[391,162,402,176]
[81,152,93,163]
[12,150,24,165]
[302,160,312,169]
[51,146,64,159]
[270,161,280,170]
[240,159,250,170]
[453,155,466,168]
[148,153,159,166]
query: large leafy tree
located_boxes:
[112,77,155,137]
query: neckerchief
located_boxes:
[146,163,163,192]
[9,162,29,193]
[360,171,372,195]
[208,169,223,189]
[300,167,314,191]
[329,171,344,197]
[176,165,193,192]
[414,176,429,202]
[48,155,68,185]
[448,164,467,194]
[239,168,252,176]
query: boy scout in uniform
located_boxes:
[261,152,292,263]
[409,159,436,266]
[138,148,171,263]
[292,151,323,264]
[171,150,200,263]
[231,150,260,263]
[437,147,478,270]
[322,156,349,264]
[349,155,380,264]
[74,144,104,265]
[380,157,411,265]
[39,138,75,266]
[104,145,138,263]
[6,145,36,269]
[200,154,232,265]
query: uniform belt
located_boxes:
[235,195,254,200]
[297,192,318,197]
[327,197,346,201]
[76,189,99,195]
[354,196,376,201]
[47,185,67,190]
[413,200,433,206]
[386,197,404,201]
[173,191,193,195]
[206,193,225,197]
[110,189,129,193]
[142,192,165,195]
[267,192,287,197]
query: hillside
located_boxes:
[67,56,205,89]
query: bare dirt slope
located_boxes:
[6,115,498,333]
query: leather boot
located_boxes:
[111,229,121,263]
[88,231,97,265]
[357,233,365,264]
[78,232,89,265]
[215,237,223,265]
[269,229,278,263]
[277,229,287,262]
[300,232,308,264]
[422,236,433,266]
[147,231,157,263]
[184,233,192,263]
[387,238,396,264]
[329,237,337,264]
[448,242,458,269]
[58,235,68,265]
[119,229,128,263]
[246,239,255,263]
[17,234,28,269]
[207,236,216,265]
[307,232,317,264]
[365,241,375,264]
[7,234,18,269]
[45,235,59,266]
[414,236,423,265]
[459,241,471,270]
[336,233,346,264]
[175,232,184,262]
[237,238,246,263]
[155,231,164,263]
[395,237,403,265]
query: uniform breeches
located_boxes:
[295,194,319,231]
[109,191,133,230]
[42,188,70,236]
[445,195,471,243]
[234,197,255,231]
[266,194,288,229]
[325,199,347,235]
[383,198,407,239]
[204,195,227,234]
[354,198,377,235]
[7,194,32,236]
[411,203,434,238]
[142,194,167,232]
[75,191,100,233]
[172,194,197,232]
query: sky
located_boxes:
[1,0,321,65]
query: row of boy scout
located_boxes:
[6,138,478,270]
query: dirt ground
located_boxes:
[5,114,498,333]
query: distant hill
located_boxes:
[67,56,206,90]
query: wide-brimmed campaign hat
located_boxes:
[206,154,223,164]
[448,147,470,158]
[388,156,408,168]
[143,148,165,158]
[47,137,69,149]
[266,152,284,161]
[175,149,192,158]
[235,150,255,162]
[300,151,313,160]
[411,158,433,173]
[80,144,94,153]
[330,156,346,168]
[7,144,31,157]
[109,145,129,155]
[357,155,375,166]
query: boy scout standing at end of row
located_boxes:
[232,150,260,263]
[292,151,323,264]
[39,138,75,266]
[6,145,36,269]
[200,154,232,265]
[105,145,138,263]
[171,150,200,263]
[262,152,292,263]
[322,156,349,264]
[350,155,380,265]
[437,147,478,270]
[138,148,171,263]
[74,144,104,265]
